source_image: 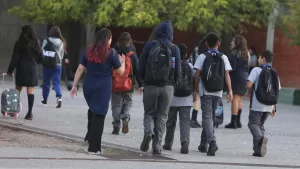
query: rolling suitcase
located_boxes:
[1,73,21,118]
[214,100,224,128]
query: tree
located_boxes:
[8,0,277,33]
[277,0,300,45]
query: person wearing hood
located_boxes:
[41,26,69,108]
[138,21,181,154]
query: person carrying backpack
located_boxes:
[163,43,194,154]
[247,50,281,157]
[111,32,143,135]
[193,32,233,156]
[138,21,181,154]
[41,26,69,108]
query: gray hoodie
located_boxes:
[42,37,64,65]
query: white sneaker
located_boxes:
[56,98,62,108]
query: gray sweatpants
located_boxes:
[248,110,269,153]
[164,106,191,147]
[111,92,133,128]
[143,85,174,151]
[200,95,221,145]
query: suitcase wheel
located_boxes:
[9,113,18,118]
[2,112,7,117]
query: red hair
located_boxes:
[86,28,112,63]
[86,41,110,63]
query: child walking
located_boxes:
[163,44,194,154]
[247,50,280,157]
[111,32,143,135]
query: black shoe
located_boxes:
[24,112,33,120]
[258,137,268,157]
[163,144,172,150]
[190,120,202,128]
[112,127,120,135]
[237,121,242,128]
[252,152,262,157]
[225,121,238,129]
[56,98,62,108]
[198,144,208,153]
[152,150,161,155]
[41,99,47,106]
[140,135,152,152]
[180,142,189,154]
[122,118,129,134]
[207,142,218,156]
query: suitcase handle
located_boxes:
[2,73,15,87]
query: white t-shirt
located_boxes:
[248,67,281,112]
[193,52,232,98]
[170,63,195,107]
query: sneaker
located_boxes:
[180,142,189,154]
[198,144,208,153]
[163,144,172,151]
[56,98,62,108]
[122,118,129,134]
[152,150,161,155]
[207,142,218,156]
[112,127,120,135]
[41,99,47,106]
[88,151,101,155]
[258,137,268,157]
[252,152,262,157]
[24,112,33,120]
[190,120,202,128]
[140,135,152,152]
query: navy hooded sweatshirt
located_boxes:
[138,21,181,85]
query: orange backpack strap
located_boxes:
[126,51,135,74]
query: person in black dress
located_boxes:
[225,35,249,129]
[6,25,43,120]
[70,28,125,154]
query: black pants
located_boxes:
[88,112,105,152]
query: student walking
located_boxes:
[225,35,249,129]
[193,32,233,156]
[111,32,143,135]
[247,50,280,157]
[163,44,194,154]
[6,25,43,120]
[41,26,68,108]
[138,21,181,154]
[70,28,125,154]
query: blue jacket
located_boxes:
[138,21,181,85]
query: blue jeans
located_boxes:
[42,66,62,100]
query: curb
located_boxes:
[0,119,173,160]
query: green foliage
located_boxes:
[8,0,276,33]
[277,0,300,46]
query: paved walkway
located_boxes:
[1,85,300,168]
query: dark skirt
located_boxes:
[230,71,249,95]
[15,61,38,87]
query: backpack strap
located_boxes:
[126,51,135,75]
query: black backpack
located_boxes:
[255,66,279,105]
[201,52,225,92]
[145,40,174,86]
[174,61,193,97]
[42,38,58,68]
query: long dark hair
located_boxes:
[48,26,67,52]
[86,28,112,63]
[15,25,40,58]
[232,35,249,60]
